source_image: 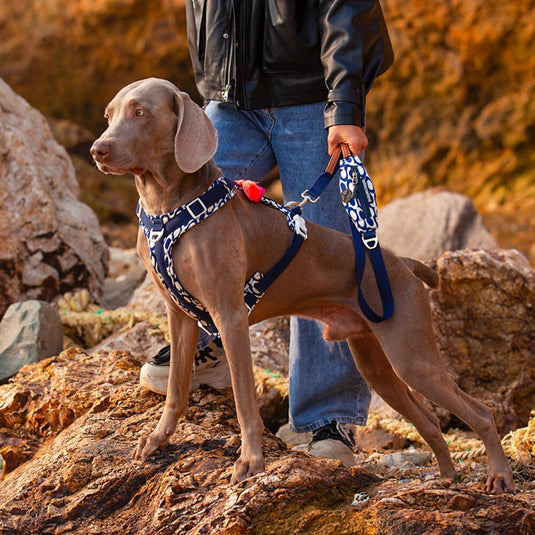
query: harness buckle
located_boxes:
[186,197,207,220]
[149,228,164,246]
[292,214,308,239]
[301,190,320,204]
[362,231,378,250]
[149,220,165,246]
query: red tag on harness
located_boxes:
[235,180,265,202]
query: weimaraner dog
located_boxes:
[90,78,513,493]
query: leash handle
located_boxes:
[325,145,342,174]
[340,143,353,159]
[324,142,355,172]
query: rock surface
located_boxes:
[0,78,109,318]
[0,348,533,535]
[429,248,535,433]
[378,189,497,260]
[368,0,535,245]
[100,248,147,309]
[0,301,63,382]
[0,0,194,134]
[1,246,534,531]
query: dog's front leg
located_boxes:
[214,309,265,484]
[133,311,199,460]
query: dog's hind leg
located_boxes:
[394,360,513,493]
[370,298,514,493]
[347,332,457,480]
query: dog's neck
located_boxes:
[134,157,219,216]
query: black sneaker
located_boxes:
[139,338,231,394]
[149,339,226,368]
[307,421,358,466]
[151,344,171,365]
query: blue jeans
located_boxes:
[204,100,371,432]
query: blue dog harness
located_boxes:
[137,176,307,337]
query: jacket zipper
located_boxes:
[234,0,246,108]
[222,1,236,102]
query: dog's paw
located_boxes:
[230,454,265,484]
[132,431,171,461]
[486,472,515,494]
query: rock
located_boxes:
[249,317,290,376]
[90,321,167,361]
[128,274,167,317]
[378,189,497,260]
[378,450,433,469]
[0,348,534,533]
[429,249,535,433]
[0,346,287,472]
[0,0,195,134]
[276,423,312,449]
[354,427,410,453]
[0,78,109,318]
[0,348,145,439]
[101,248,146,309]
[0,301,63,382]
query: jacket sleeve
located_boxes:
[318,0,393,129]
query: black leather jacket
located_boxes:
[186,0,393,128]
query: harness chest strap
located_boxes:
[138,176,307,336]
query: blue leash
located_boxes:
[291,145,394,323]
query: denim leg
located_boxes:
[204,101,371,432]
[268,103,371,431]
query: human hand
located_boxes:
[327,124,368,156]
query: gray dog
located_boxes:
[91,78,513,493]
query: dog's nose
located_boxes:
[90,140,111,160]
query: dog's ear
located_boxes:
[173,90,218,173]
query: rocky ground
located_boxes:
[2,89,534,533]
[0,342,534,535]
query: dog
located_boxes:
[90,78,514,493]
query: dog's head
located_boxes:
[90,78,218,176]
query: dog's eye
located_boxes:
[135,109,146,117]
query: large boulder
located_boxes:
[378,189,497,260]
[429,249,535,433]
[0,78,108,318]
[0,301,63,382]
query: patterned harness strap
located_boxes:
[137,176,307,337]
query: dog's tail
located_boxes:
[401,257,439,288]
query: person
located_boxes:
[140,0,394,466]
